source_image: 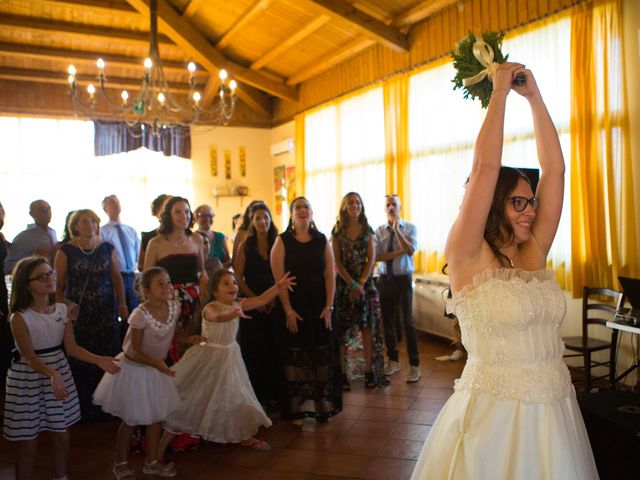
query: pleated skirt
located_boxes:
[3,349,80,441]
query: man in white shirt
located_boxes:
[375,195,420,383]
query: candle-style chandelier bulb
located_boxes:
[87,84,96,96]
[97,58,105,70]
[187,62,196,74]
[68,65,76,76]
[219,69,228,81]
[121,90,129,104]
[144,58,153,69]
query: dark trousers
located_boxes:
[378,274,419,366]
[119,272,139,342]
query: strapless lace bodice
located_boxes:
[449,269,571,404]
[201,301,238,346]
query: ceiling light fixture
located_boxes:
[67,0,236,137]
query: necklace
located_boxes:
[167,234,187,247]
[76,238,97,255]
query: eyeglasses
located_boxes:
[28,269,57,283]
[197,213,214,219]
[509,196,538,212]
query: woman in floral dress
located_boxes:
[332,192,387,390]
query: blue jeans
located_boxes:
[378,274,419,366]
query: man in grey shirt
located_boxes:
[4,199,57,274]
[375,195,420,383]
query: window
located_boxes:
[407,17,572,272]
[0,117,193,241]
[304,87,387,234]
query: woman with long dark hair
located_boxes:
[411,65,597,479]
[234,203,279,407]
[331,192,387,390]
[144,196,207,361]
[270,197,341,425]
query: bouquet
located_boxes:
[451,31,525,108]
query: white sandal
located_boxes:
[143,459,177,477]
[113,461,136,480]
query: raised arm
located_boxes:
[513,69,565,256]
[445,63,522,267]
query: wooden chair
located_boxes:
[563,287,623,393]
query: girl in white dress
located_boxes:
[4,256,120,480]
[158,269,296,454]
[93,267,204,479]
[411,65,599,479]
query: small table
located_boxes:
[606,320,640,388]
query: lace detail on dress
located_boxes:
[454,359,572,404]
[448,268,570,404]
[139,301,179,334]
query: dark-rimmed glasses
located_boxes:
[509,196,538,212]
[28,269,57,283]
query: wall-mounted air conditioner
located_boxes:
[270,138,294,157]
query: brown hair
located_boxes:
[245,203,278,254]
[286,196,318,235]
[10,256,55,313]
[158,196,194,235]
[484,166,532,267]
[151,194,170,217]
[137,266,170,300]
[331,191,373,237]
[68,209,101,238]
[205,269,235,304]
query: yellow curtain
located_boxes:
[570,0,638,296]
[382,74,426,265]
[294,112,305,196]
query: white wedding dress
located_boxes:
[411,269,599,480]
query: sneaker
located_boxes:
[384,360,401,376]
[405,365,421,383]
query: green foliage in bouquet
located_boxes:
[451,31,509,108]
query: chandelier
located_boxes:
[66,0,237,137]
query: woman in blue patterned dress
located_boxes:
[54,209,128,422]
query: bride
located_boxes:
[411,63,598,479]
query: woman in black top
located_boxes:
[235,203,279,407]
[270,197,341,424]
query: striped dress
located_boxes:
[3,303,80,441]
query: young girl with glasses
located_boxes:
[3,256,120,480]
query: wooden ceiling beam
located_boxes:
[250,15,331,71]
[0,42,206,75]
[125,0,297,110]
[305,0,408,52]
[0,67,192,92]
[392,0,459,29]
[287,37,374,85]
[0,14,174,46]
[40,0,136,13]
[181,0,206,19]
[216,0,274,50]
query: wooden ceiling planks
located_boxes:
[0,0,462,125]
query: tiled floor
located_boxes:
[0,333,463,480]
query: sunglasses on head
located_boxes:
[509,196,538,212]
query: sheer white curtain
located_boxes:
[304,87,387,234]
[408,17,572,272]
[0,117,193,241]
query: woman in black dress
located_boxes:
[270,196,341,425]
[235,203,279,407]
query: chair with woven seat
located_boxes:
[563,286,623,393]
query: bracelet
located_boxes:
[349,280,359,290]
[118,304,128,309]
[324,305,334,312]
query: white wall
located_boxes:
[190,126,273,239]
